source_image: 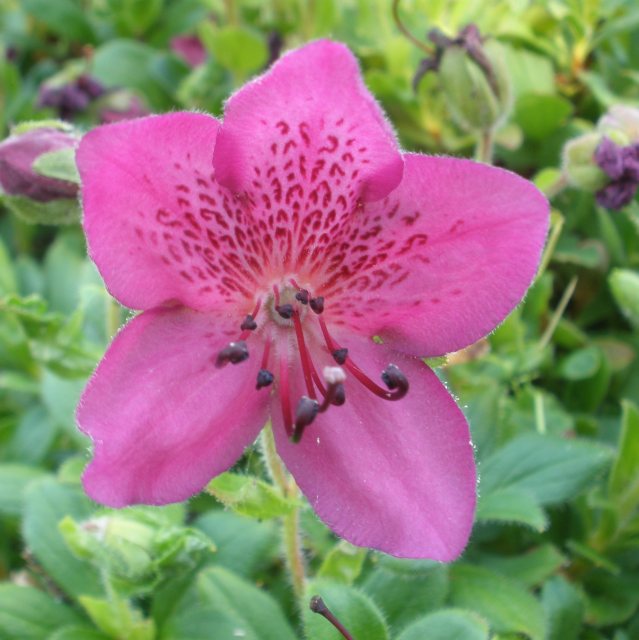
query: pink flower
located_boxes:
[76,41,548,560]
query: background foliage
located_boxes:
[1,0,639,638]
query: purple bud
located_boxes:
[170,35,207,68]
[0,128,78,202]
[595,179,638,210]
[594,137,625,180]
[76,74,106,99]
[621,144,639,182]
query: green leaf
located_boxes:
[199,25,267,80]
[304,579,389,640]
[480,434,611,506]
[49,627,111,640]
[22,0,96,42]
[542,576,584,640]
[449,564,547,640]
[362,557,448,631]
[173,566,297,640]
[396,609,490,640]
[1,194,80,226]
[476,487,547,531]
[559,347,602,380]
[22,477,103,599]
[0,464,47,516]
[514,93,572,140]
[475,545,566,587]
[32,148,80,184]
[0,585,81,640]
[609,401,639,514]
[610,269,639,329]
[92,40,176,110]
[163,608,254,640]
[206,472,300,519]
[0,236,18,295]
[318,541,367,585]
[79,596,154,640]
[194,511,278,578]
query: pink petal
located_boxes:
[213,40,403,269]
[78,307,269,507]
[78,112,264,312]
[317,154,549,356]
[272,333,476,560]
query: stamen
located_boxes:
[309,596,353,640]
[241,315,258,331]
[381,364,409,397]
[256,340,274,389]
[309,296,325,314]
[238,298,262,340]
[279,355,293,438]
[318,366,346,411]
[332,348,348,364]
[292,396,320,443]
[318,316,409,401]
[257,369,274,389]
[273,284,281,306]
[276,303,294,319]
[215,340,249,368]
[295,289,310,305]
[292,310,316,399]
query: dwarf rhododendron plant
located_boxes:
[76,40,548,560]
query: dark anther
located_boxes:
[332,348,348,364]
[291,396,320,443]
[330,383,346,406]
[309,296,325,314]
[256,369,274,389]
[215,340,249,368]
[241,314,258,331]
[295,289,310,304]
[276,304,294,319]
[309,595,353,640]
[381,364,409,398]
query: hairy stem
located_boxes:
[475,128,494,164]
[261,425,306,600]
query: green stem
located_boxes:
[538,275,578,351]
[261,426,306,600]
[536,210,564,278]
[475,129,494,164]
[106,296,121,339]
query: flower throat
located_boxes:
[215,279,409,443]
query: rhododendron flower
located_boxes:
[76,40,548,560]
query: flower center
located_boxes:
[215,278,409,443]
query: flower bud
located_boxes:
[598,106,639,144]
[0,124,79,202]
[436,27,512,132]
[562,132,608,191]
[60,510,213,594]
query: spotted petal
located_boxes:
[213,40,403,269]
[317,154,549,356]
[273,333,476,560]
[77,307,269,507]
[78,112,266,312]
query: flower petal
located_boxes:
[78,112,265,312]
[317,154,549,356]
[272,334,476,560]
[78,307,269,507]
[213,40,403,269]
